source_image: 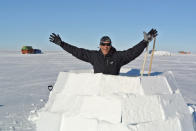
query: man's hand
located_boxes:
[143,29,158,42]
[49,33,62,46]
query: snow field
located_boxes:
[30,72,194,131]
[151,51,172,56]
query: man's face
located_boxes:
[100,41,111,56]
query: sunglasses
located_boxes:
[100,42,111,46]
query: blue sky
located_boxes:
[0,0,196,53]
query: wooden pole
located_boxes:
[148,37,156,76]
[140,43,149,76]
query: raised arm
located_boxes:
[49,33,93,63]
[117,40,148,66]
[118,29,158,66]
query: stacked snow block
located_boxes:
[35,72,194,131]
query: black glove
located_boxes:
[143,29,158,42]
[49,33,62,46]
[148,29,158,37]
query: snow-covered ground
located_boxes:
[0,50,196,131]
[150,50,172,56]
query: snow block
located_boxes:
[122,95,163,124]
[160,93,194,131]
[163,71,178,92]
[62,73,102,96]
[54,72,143,96]
[99,122,130,131]
[36,112,61,131]
[60,116,98,131]
[100,75,143,95]
[52,72,70,93]
[128,118,182,131]
[79,96,121,123]
[180,115,195,131]
[50,95,122,123]
[160,93,191,119]
[43,72,70,111]
[31,72,194,131]
[141,76,172,95]
[50,95,82,113]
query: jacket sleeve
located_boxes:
[60,41,93,64]
[118,40,148,66]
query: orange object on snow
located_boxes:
[21,46,34,54]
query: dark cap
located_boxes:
[100,36,112,44]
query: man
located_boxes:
[49,29,157,75]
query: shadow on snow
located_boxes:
[120,69,163,77]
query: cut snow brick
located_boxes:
[36,112,61,131]
[180,115,195,131]
[43,72,71,111]
[128,118,182,131]
[141,76,172,95]
[160,94,194,131]
[122,95,164,124]
[163,71,178,92]
[60,116,98,131]
[50,95,83,113]
[99,121,130,131]
[62,73,102,96]
[55,72,143,96]
[52,72,70,93]
[160,93,191,119]
[100,75,143,95]
[79,96,122,123]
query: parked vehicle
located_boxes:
[21,46,34,54]
[21,46,42,54]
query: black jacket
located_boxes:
[60,40,148,75]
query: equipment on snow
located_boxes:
[21,46,34,54]
[48,85,53,91]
